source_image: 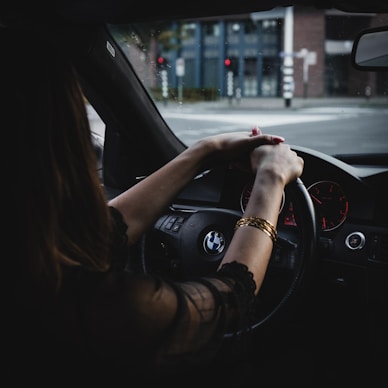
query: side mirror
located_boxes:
[351,26,388,71]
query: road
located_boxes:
[158,103,388,155]
[88,98,388,156]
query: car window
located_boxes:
[107,8,388,156]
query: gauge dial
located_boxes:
[307,180,349,232]
[240,181,285,214]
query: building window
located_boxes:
[203,22,219,37]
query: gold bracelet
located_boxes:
[235,216,277,244]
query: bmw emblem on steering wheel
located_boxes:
[203,230,226,255]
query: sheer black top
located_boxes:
[13,207,258,386]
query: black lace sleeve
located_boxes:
[216,261,257,333]
[143,261,257,369]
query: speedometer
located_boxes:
[307,180,349,232]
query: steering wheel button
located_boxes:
[172,224,181,232]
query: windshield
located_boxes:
[107,7,388,156]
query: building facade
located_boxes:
[158,6,388,98]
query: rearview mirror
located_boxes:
[351,26,388,70]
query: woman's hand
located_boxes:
[192,127,284,163]
[250,143,304,186]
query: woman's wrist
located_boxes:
[186,137,221,168]
[244,173,285,219]
[254,166,288,189]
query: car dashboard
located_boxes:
[160,145,388,355]
[172,146,388,270]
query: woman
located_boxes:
[8,26,304,387]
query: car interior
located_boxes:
[5,0,388,387]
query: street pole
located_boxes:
[176,58,185,103]
[299,48,309,99]
[283,6,294,108]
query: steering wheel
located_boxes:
[139,175,317,336]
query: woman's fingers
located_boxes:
[250,132,285,145]
[250,126,285,144]
[250,143,304,184]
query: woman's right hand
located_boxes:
[250,143,304,187]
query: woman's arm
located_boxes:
[108,131,284,245]
[220,143,304,294]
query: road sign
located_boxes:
[176,58,185,77]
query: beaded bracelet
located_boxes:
[235,216,277,244]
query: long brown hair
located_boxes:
[4,28,113,306]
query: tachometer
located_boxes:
[240,181,285,214]
[307,180,349,232]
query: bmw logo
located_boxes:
[203,230,226,255]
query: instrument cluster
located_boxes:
[240,179,349,232]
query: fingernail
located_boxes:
[252,127,259,135]
[273,136,285,143]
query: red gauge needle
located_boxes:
[311,194,323,205]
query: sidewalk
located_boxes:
[178,96,388,111]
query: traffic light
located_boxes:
[224,57,237,75]
[157,55,167,69]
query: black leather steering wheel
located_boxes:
[140,176,317,335]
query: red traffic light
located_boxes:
[157,56,165,65]
[224,58,231,67]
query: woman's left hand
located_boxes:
[194,127,285,162]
